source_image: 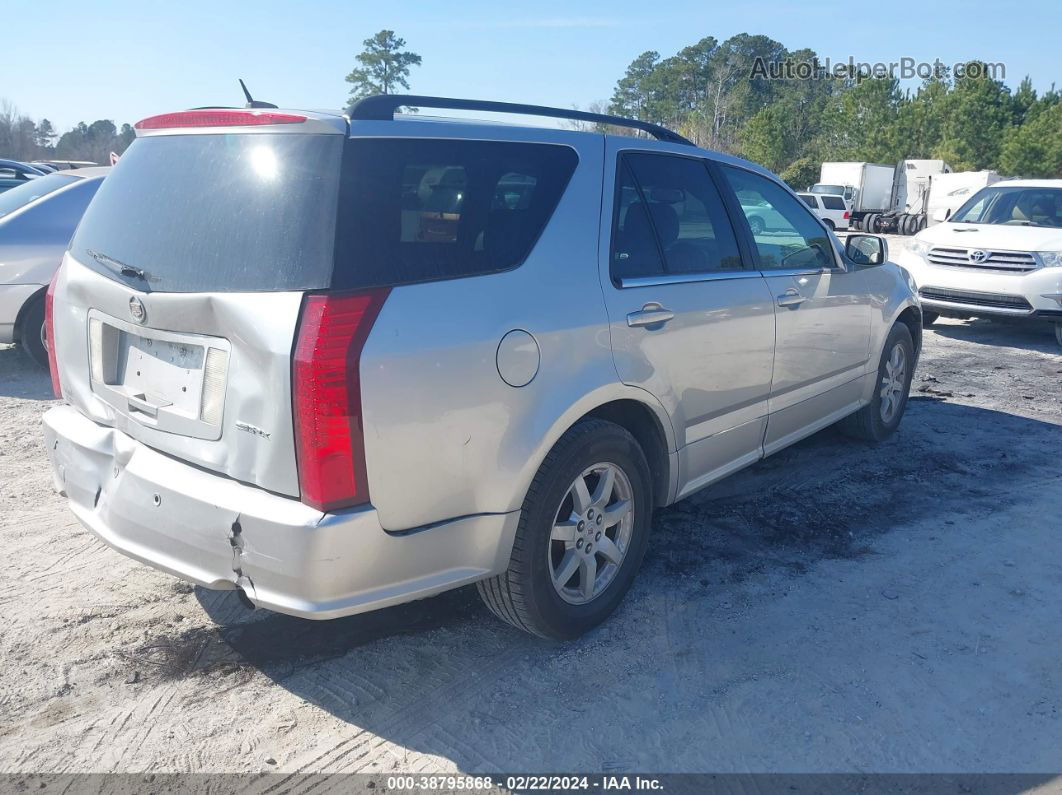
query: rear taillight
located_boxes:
[843,211,851,219]
[292,290,389,512]
[44,268,61,398]
[134,110,307,130]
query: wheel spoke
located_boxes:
[580,555,597,599]
[597,535,623,565]
[601,498,632,528]
[551,521,578,543]
[590,466,615,509]
[571,477,592,514]
[554,550,580,588]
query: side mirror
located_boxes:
[846,234,888,267]
[931,207,950,223]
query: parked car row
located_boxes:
[37,95,921,640]
[0,168,109,364]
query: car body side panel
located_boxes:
[359,129,628,531]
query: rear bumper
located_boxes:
[43,405,520,619]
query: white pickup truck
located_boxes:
[896,179,1062,348]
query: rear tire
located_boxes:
[865,214,878,234]
[1055,323,1062,349]
[823,219,836,231]
[922,311,939,326]
[19,295,48,368]
[748,215,766,235]
[477,419,653,640]
[840,323,915,442]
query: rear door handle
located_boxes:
[627,303,675,328]
[777,288,808,308]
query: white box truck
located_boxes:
[811,163,894,229]
[813,160,954,235]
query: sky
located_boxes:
[6,0,1060,134]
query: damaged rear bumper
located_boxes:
[43,405,519,619]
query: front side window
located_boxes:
[611,152,743,281]
[722,167,834,271]
[335,139,578,289]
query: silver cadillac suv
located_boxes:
[43,96,921,639]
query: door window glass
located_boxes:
[722,167,834,270]
[611,153,743,280]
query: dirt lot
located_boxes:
[2,253,1062,775]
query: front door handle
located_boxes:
[777,288,808,308]
[627,303,675,328]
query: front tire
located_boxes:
[20,295,49,368]
[748,215,766,235]
[477,419,653,640]
[840,323,915,442]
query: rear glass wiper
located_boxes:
[87,249,150,281]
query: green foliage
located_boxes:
[999,102,1062,177]
[780,156,820,192]
[0,100,133,163]
[604,38,1055,178]
[345,30,422,108]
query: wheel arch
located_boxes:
[510,385,679,513]
[12,285,46,344]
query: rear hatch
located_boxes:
[55,112,346,498]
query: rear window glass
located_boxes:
[333,138,578,289]
[71,133,343,293]
[821,195,847,210]
[0,173,77,220]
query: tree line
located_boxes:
[597,34,1060,187]
[0,100,135,165]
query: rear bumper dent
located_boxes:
[44,405,519,619]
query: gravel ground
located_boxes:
[1,255,1061,775]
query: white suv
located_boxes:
[43,95,921,639]
[798,192,851,231]
[897,180,1062,347]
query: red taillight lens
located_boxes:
[44,268,62,399]
[134,110,307,130]
[843,211,851,219]
[293,290,389,512]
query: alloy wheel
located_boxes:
[879,343,907,423]
[548,462,635,605]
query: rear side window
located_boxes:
[71,133,343,293]
[333,139,578,289]
[821,195,847,210]
[799,194,817,208]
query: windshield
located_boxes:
[951,186,1062,228]
[71,133,343,293]
[0,173,77,219]
[811,184,845,195]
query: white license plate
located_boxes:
[119,332,206,417]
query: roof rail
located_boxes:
[348,95,694,146]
